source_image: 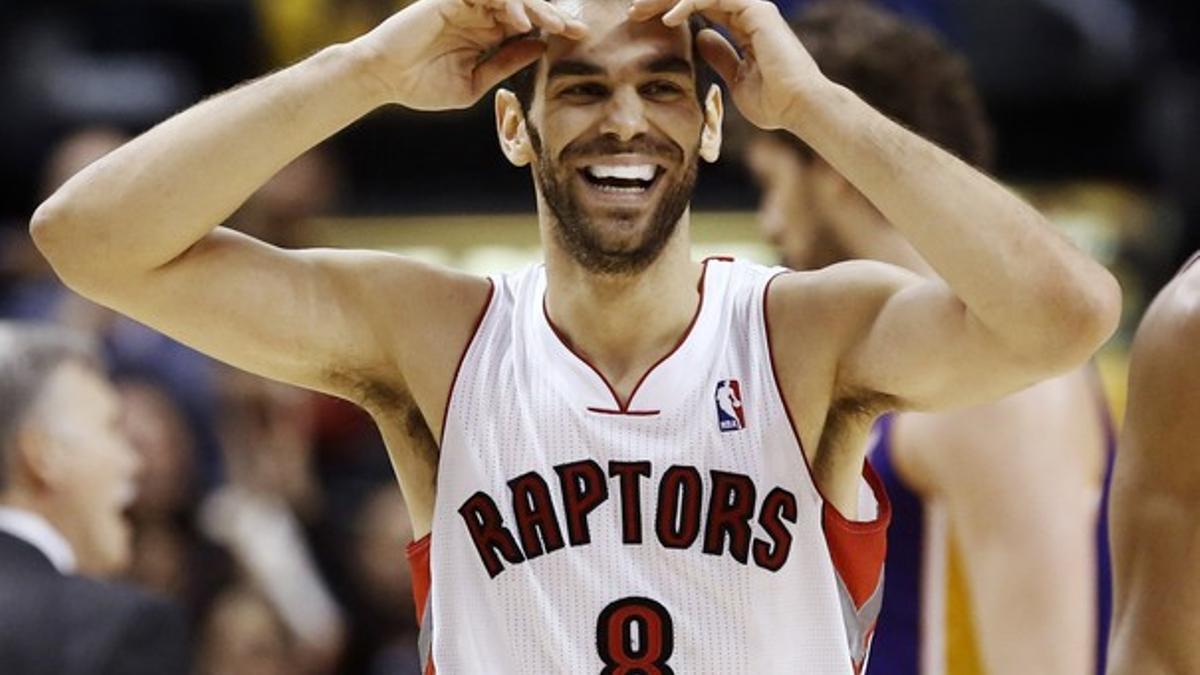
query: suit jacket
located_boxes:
[0,531,189,675]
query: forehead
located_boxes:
[543,0,694,72]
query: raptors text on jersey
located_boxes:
[411,258,891,674]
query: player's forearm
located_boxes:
[785,81,1120,366]
[30,41,387,281]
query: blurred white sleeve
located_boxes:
[200,486,345,647]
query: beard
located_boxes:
[530,125,700,276]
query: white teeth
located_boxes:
[596,184,646,193]
[586,164,656,181]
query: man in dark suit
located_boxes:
[0,322,189,674]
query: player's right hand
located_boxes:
[354,0,587,111]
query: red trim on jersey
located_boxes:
[1181,250,1200,274]
[406,534,433,625]
[438,279,496,447]
[406,535,437,674]
[823,462,890,608]
[542,259,713,414]
[762,271,891,607]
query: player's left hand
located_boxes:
[628,0,825,131]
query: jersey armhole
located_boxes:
[761,268,892,600]
[824,462,891,608]
[406,534,432,625]
[406,534,437,675]
[438,278,496,446]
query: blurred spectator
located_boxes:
[197,586,295,675]
[0,127,126,321]
[202,367,347,674]
[0,125,226,489]
[340,485,422,675]
[117,376,235,627]
[229,149,340,249]
[120,378,196,522]
[0,321,189,674]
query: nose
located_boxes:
[599,86,649,141]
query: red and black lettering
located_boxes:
[596,597,675,675]
[609,461,652,544]
[458,491,526,578]
[461,460,800,576]
[753,487,798,572]
[555,460,609,546]
[702,470,757,564]
[656,466,702,549]
[508,471,565,560]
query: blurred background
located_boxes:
[0,0,1197,673]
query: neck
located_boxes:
[542,214,702,405]
[0,491,78,572]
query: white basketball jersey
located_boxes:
[411,258,889,674]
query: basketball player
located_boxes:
[30,0,1120,671]
[741,4,1114,673]
[1106,251,1200,675]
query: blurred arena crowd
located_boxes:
[0,1,1197,674]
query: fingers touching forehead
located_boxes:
[542,0,694,66]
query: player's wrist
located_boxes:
[779,78,853,145]
[334,38,401,109]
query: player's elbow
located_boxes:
[29,197,111,292]
[30,197,76,268]
[1037,269,1123,369]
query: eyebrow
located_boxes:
[545,55,695,82]
[645,56,693,76]
[547,59,606,81]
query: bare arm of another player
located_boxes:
[1107,262,1200,675]
[29,0,585,417]
[905,372,1107,675]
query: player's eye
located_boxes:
[560,83,609,101]
[641,81,685,101]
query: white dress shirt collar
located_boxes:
[0,506,77,574]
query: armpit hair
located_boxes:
[324,367,441,471]
[820,387,899,454]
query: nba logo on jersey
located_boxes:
[715,379,746,432]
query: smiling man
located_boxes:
[31,0,1120,672]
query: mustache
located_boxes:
[560,134,683,163]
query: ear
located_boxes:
[699,84,724,163]
[495,89,535,167]
[9,423,59,490]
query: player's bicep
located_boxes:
[90,228,399,395]
[836,264,1045,411]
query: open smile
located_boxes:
[575,159,667,204]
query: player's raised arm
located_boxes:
[634,0,1120,410]
[28,0,585,407]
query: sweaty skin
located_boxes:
[30,0,1118,540]
[1107,255,1200,675]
